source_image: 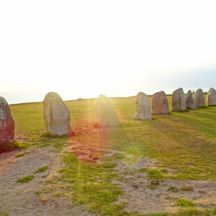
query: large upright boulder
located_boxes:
[43,92,71,136]
[207,88,216,106]
[96,95,119,127]
[185,90,196,110]
[172,88,186,112]
[133,92,152,120]
[152,91,169,115]
[194,89,205,108]
[0,97,15,144]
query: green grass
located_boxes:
[59,153,123,216]
[138,168,149,173]
[16,175,34,184]
[15,151,28,157]
[176,199,194,207]
[9,95,216,215]
[34,165,49,174]
[11,97,216,180]
[147,169,164,180]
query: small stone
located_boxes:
[150,180,160,185]
[198,190,206,195]
[181,186,194,192]
[132,184,139,189]
[167,186,178,193]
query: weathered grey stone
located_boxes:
[152,91,169,115]
[96,95,120,126]
[0,97,15,144]
[172,88,186,112]
[185,90,196,110]
[133,92,152,120]
[194,89,205,108]
[207,88,216,106]
[43,92,71,136]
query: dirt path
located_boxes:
[0,149,20,175]
[113,159,216,214]
[1,133,216,215]
[0,146,96,216]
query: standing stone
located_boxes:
[194,89,205,108]
[152,91,169,115]
[185,90,196,110]
[133,92,152,120]
[96,95,119,127]
[207,88,216,106]
[0,97,15,144]
[43,92,71,136]
[172,88,186,112]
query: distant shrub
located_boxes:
[34,165,49,174]
[16,175,34,184]
[176,198,194,207]
[0,211,9,216]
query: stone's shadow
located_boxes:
[0,141,17,154]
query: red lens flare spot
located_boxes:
[68,121,110,163]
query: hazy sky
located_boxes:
[1,0,216,103]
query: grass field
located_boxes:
[9,96,216,216]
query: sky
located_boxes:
[0,0,216,104]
